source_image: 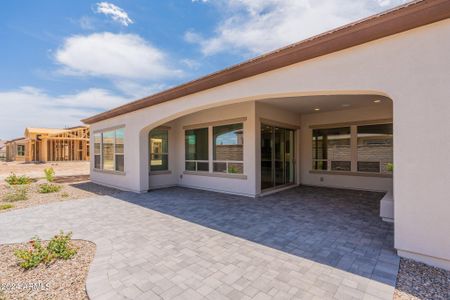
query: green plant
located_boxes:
[2,186,28,202]
[47,231,77,260]
[228,165,238,174]
[38,183,62,194]
[14,238,53,269]
[61,192,70,198]
[14,231,77,270]
[0,204,14,210]
[44,167,55,182]
[387,163,394,172]
[5,173,33,185]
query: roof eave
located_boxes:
[82,0,450,125]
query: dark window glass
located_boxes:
[213,123,243,173]
[17,145,25,156]
[102,131,115,171]
[357,124,393,173]
[149,129,168,171]
[312,127,351,171]
[185,128,208,161]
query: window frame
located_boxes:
[312,126,352,172]
[213,123,244,174]
[149,128,169,172]
[356,123,393,174]
[93,126,125,174]
[185,127,210,172]
[17,145,25,157]
[184,121,245,176]
[310,120,393,177]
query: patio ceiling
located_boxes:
[259,94,392,114]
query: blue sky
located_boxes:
[0,0,408,139]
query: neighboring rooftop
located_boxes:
[82,0,450,124]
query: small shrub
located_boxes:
[387,163,394,172]
[44,167,55,182]
[47,231,77,260]
[14,231,77,270]
[5,173,33,185]
[228,165,238,173]
[61,192,69,198]
[14,238,53,270]
[2,186,28,202]
[0,204,14,210]
[38,183,62,194]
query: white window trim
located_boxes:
[184,121,245,176]
[93,127,125,175]
[149,128,170,172]
[311,121,393,177]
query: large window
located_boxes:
[102,131,115,171]
[213,123,243,174]
[312,122,393,175]
[94,133,101,169]
[94,127,125,172]
[149,129,168,171]
[357,124,393,174]
[313,127,351,171]
[17,145,25,156]
[185,128,209,171]
[115,128,124,172]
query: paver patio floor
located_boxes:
[0,186,399,299]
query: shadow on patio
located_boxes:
[72,184,400,286]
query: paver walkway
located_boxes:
[0,186,399,299]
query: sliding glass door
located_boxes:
[261,124,295,190]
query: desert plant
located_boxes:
[228,165,238,174]
[0,204,14,210]
[14,231,77,270]
[47,231,77,260]
[387,163,394,172]
[38,183,62,194]
[61,192,70,198]
[5,173,33,185]
[14,238,53,269]
[2,186,28,202]
[44,167,55,182]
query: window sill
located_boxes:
[309,170,392,178]
[149,170,172,175]
[183,171,247,180]
[93,168,126,176]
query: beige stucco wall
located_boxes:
[89,19,450,269]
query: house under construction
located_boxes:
[5,126,89,162]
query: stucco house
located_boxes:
[82,0,450,270]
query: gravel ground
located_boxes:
[0,240,95,300]
[0,180,121,213]
[394,258,450,300]
[0,161,89,181]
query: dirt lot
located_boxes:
[0,161,89,181]
[0,179,121,213]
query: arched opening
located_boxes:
[139,92,394,221]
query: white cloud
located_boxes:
[113,80,167,99]
[0,87,129,140]
[55,32,182,80]
[181,58,201,70]
[96,2,133,26]
[188,0,411,56]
